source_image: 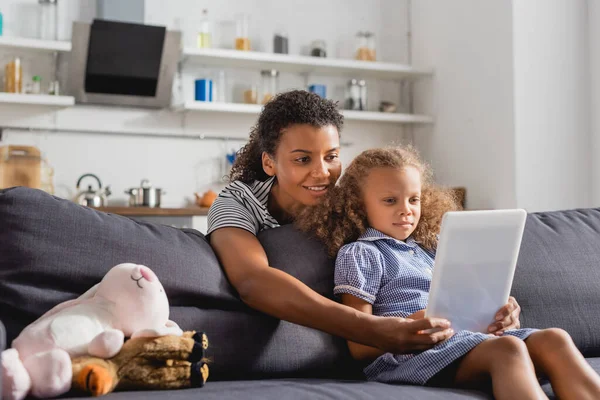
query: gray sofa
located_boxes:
[1,187,600,399]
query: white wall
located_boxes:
[513,0,591,212]
[411,0,517,210]
[411,0,593,212]
[0,0,413,207]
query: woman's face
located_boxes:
[263,124,341,207]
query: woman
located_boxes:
[208,90,521,354]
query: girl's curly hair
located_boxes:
[229,90,344,183]
[296,145,461,257]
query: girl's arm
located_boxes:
[340,294,386,361]
[210,228,453,353]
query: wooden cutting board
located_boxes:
[0,145,42,189]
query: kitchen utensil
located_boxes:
[125,179,165,207]
[195,190,218,208]
[0,145,42,189]
[75,173,111,207]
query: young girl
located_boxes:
[297,146,600,400]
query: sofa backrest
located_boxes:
[2,186,600,381]
[0,187,356,380]
[512,207,600,356]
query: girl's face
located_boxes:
[263,124,341,208]
[363,166,422,241]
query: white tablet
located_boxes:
[424,209,527,333]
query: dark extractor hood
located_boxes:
[69,19,181,108]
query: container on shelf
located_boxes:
[259,69,279,104]
[215,70,227,102]
[345,79,363,111]
[243,85,258,104]
[38,0,58,41]
[197,9,212,48]
[195,79,213,102]
[4,58,22,93]
[310,40,327,57]
[235,13,250,51]
[32,75,41,94]
[273,29,288,54]
[48,80,59,95]
[358,79,368,110]
[308,84,326,98]
[355,31,376,61]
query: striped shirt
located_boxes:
[207,177,280,236]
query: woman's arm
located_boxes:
[210,228,454,353]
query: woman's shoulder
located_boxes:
[218,177,275,202]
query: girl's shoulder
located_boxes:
[336,240,385,266]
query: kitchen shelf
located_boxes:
[0,93,75,106]
[175,101,434,124]
[0,36,71,53]
[93,206,209,217]
[182,47,432,80]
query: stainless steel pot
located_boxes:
[125,179,165,207]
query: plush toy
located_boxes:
[1,263,182,400]
[71,331,209,396]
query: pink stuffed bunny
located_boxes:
[1,263,182,400]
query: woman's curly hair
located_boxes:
[229,90,344,183]
[296,145,461,257]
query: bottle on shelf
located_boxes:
[197,9,212,49]
[38,0,58,41]
[4,58,22,93]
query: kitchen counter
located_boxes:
[93,206,210,217]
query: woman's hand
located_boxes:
[373,315,454,354]
[488,296,521,336]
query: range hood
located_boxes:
[69,17,180,108]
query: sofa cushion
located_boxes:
[0,187,355,380]
[0,187,238,343]
[512,208,600,356]
[61,379,494,400]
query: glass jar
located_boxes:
[260,70,279,104]
[235,13,250,51]
[4,58,22,93]
[356,31,376,61]
[197,9,212,48]
[38,0,57,41]
[310,40,327,57]
[243,85,258,104]
[345,79,361,110]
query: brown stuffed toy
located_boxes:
[71,331,209,396]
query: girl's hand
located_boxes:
[488,296,521,336]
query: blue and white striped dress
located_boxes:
[334,227,537,385]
